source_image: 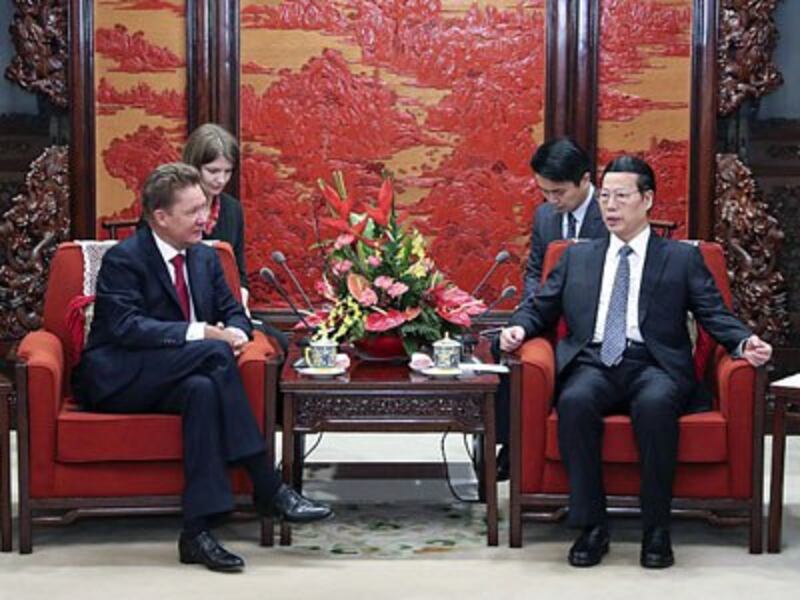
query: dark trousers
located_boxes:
[84,340,277,520]
[491,335,510,445]
[556,342,681,531]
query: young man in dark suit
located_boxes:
[500,156,772,569]
[522,137,607,302]
[74,163,331,572]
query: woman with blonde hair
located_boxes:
[183,123,288,352]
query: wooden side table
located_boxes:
[0,373,12,552]
[767,374,800,553]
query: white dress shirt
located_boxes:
[562,184,595,239]
[152,231,206,340]
[592,226,651,344]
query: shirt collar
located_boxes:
[609,224,650,258]
[151,229,184,265]
[569,183,595,223]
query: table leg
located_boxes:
[483,392,498,546]
[280,393,294,546]
[1,388,11,552]
[768,396,786,553]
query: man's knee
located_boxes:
[181,375,219,413]
[557,386,603,425]
[192,339,236,366]
[630,386,680,426]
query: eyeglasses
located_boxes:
[598,188,642,205]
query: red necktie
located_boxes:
[170,254,191,321]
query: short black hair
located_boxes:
[529,137,591,185]
[601,155,656,195]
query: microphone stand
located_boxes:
[462,286,518,359]
[272,251,315,313]
[259,267,316,346]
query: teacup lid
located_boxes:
[433,332,460,348]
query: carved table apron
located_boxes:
[280,350,499,547]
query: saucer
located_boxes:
[296,366,347,378]
[421,367,462,379]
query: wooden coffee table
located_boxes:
[280,347,500,546]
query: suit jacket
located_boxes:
[76,225,252,403]
[522,194,606,301]
[206,192,248,289]
[510,234,752,411]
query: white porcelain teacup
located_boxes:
[432,334,461,370]
[304,337,337,369]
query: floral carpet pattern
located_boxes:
[282,501,496,558]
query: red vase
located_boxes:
[353,333,407,361]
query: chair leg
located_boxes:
[260,517,274,547]
[18,496,31,554]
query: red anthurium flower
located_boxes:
[365,309,407,332]
[430,284,486,327]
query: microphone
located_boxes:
[470,249,511,298]
[472,285,517,324]
[272,250,315,313]
[259,267,316,333]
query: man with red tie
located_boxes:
[74,163,331,572]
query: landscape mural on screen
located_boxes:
[597,0,692,237]
[239,1,547,308]
[93,0,187,235]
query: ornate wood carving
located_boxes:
[0,147,70,339]
[717,0,782,117]
[5,0,68,108]
[714,153,789,344]
[294,394,485,429]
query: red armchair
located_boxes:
[15,241,281,553]
[508,240,766,553]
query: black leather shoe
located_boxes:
[640,527,674,569]
[496,444,510,482]
[179,530,244,572]
[568,525,610,567]
[258,484,333,523]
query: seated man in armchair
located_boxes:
[499,155,772,569]
[73,163,331,572]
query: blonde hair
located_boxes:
[182,123,239,169]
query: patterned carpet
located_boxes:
[284,500,493,558]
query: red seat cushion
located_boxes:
[544,411,728,463]
[57,401,182,463]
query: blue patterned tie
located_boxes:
[566,212,577,239]
[600,245,633,367]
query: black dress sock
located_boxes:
[183,516,210,536]
[239,451,282,501]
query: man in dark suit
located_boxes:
[522,137,607,302]
[500,156,772,569]
[74,163,331,572]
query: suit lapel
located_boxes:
[639,234,668,326]
[579,195,605,238]
[548,206,563,241]
[186,245,210,322]
[581,237,608,333]
[141,227,184,316]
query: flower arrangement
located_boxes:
[307,171,485,355]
